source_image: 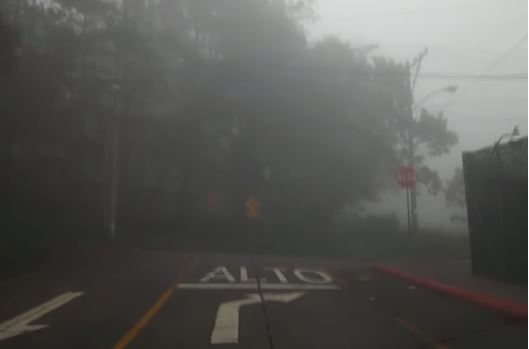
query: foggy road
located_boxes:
[1,1,526,348]
[0,249,526,349]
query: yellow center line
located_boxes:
[396,317,449,349]
[112,255,200,349]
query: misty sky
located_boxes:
[305,0,528,230]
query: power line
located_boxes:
[407,73,527,80]
[367,72,527,80]
[441,34,528,109]
[319,3,507,22]
[477,35,528,78]
[264,60,528,80]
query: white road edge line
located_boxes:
[177,283,340,290]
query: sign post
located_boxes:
[397,166,416,241]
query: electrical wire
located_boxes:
[397,73,526,80]
[439,34,528,109]
[476,35,528,79]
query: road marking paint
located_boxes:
[211,292,304,344]
[396,317,448,349]
[0,291,83,341]
[263,267,288,283]
[199,266,336,284]
[112,284,176,349]
[293,268,333,284]
[200,266,236,283]
[177,283,340,290]
[240,266,257,283]
[211,294,263,344]
[112,256,199,349]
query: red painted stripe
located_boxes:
[371,264,527,318]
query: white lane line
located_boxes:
[211,292,304,344]
[177,283,340,290]
[0,292,84,341]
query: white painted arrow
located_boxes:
[210,292,304,344]
[0,292,83,341]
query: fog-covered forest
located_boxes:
[1,0,461,262]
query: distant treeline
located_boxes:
[0,0,457,256]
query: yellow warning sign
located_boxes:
[245,196,260,219]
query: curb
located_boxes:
[371,264,527,319]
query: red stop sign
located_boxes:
[397,166,416,189]
[207,193,219,208]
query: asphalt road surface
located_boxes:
[0,248,526,348]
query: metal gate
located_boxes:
[462,137,527,284]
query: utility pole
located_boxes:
[108,85,121,239]
[180,24,201,228]
[107,0,128,238]
[407,47,428,239]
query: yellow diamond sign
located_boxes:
[245,196,260,219]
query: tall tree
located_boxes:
[0,0,460,237]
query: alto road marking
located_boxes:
[200,266,236,283]
[0,292,83,341]
[211,292,305,344]
[264,267,288,283]
[198,266,335,284]
[293,268,333,284]
[178,283,340,290]
[239,266,257,283]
